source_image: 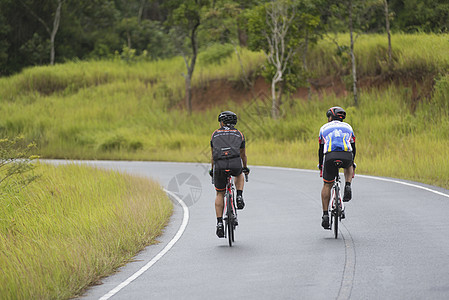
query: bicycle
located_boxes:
[221,170,248,247]
[329,160,345,239]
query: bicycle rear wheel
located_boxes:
[226,193,234,246]
[333,201,339,239]
[332,186,341,238]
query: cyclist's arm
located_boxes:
[240,148,247,168]
[318,143,324,167]
[351,142,356,159]
[210,147,214,170]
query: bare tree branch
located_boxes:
[18,0,51,35]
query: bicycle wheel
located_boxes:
[333,201,339,239]
[232,191,237,242]
[226,193,234,246]
[333,187,340,239]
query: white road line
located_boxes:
[255,165,449,198]
[99,189,189,300]
[357,174,449,199]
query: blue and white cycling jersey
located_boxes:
[319,121,355,154]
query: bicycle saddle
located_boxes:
[333,160,343,168]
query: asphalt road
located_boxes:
[47,160,449,300]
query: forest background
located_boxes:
[1,0,448,76]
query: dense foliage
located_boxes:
[0,0,448,76]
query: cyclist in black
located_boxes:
[318,107,356,229]
[210,111,250,238]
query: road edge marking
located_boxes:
[255,166,449,198]
[99,189,189,300]
[356,174,449,199]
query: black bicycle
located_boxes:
[329,160,345,239]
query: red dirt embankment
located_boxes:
[187,74,434,112]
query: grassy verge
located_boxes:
[0,163,173,299]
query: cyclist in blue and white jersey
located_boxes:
[318,106,356,229]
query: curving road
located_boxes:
[47,160,449,300]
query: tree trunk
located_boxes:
[348,0,358,106]
[138,0,146,23]
[184,22,200,115]
[185,76,192,114]
[302,30,311,100]
[384,0,392,67]
[50,0,63,65]
[127,31,132,49]
[237,24,248,47]
[271,71,282,119]
[271,79,278,119]
[20,0,63,65]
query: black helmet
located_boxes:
[326,106,346,121]
[218,111,237,126]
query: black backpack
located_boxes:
[211,128,243,161]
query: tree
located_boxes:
[327,0,383,106]
[348,0,358,106]
[0,13,10,75]
[247,0,320,119]
[165,0,211,115]
[201,1,255,90]
[383,0,392,67]
[389,0,449,33]
[19,0,64,65]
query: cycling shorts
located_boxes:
[213,157,242,191]
[323,151,353,183]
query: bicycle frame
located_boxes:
[223,172,237,246]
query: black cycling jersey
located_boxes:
[210,126,245,161]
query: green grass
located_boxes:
[308,33,449,78]
[0,163,173,299]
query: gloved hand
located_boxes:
[317,164,323,177]
[352,162,357,178]
[242,167,250,175]
[209,169,213,177]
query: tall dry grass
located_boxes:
[0,163,172,299]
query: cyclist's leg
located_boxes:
[213,161,227,217]
[343,165,354,184]
[235,173,244,190]
[322,157,337,228]
[321,182,333,211]
[341,153,354,201]
[321,182,333,229]
[215,191,225,218]
[213,163,227,237]
[229,158,245,209]
[322,154,337,211]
